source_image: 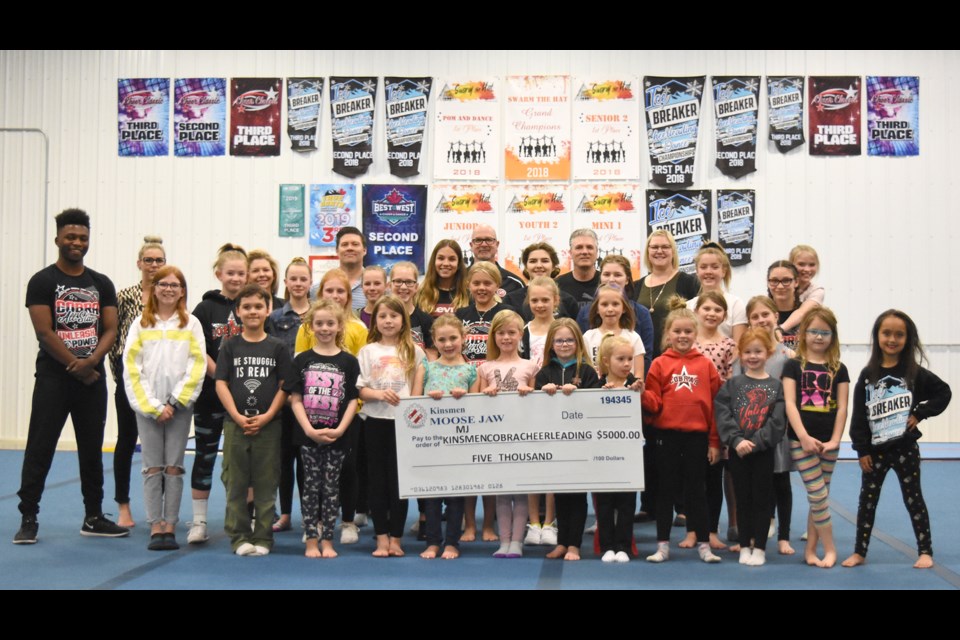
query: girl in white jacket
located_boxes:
[123,266,206,551]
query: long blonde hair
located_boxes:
[796,307,842,375]
[367,295,418,382]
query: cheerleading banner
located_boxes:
[385,77,432,178]
[647,190,711,274]
[643,76,705,188]
[713,76,759,178]
[505,76,571,181]
[309,184,357,248]
[330,77,377,178]
[229,78,281,156]
[767,76,805,153]
[433,79,500,181]
[287,78,323,153]
[279,184,305,238]
[503,186,570,275]
[809,76,861,156]
[174,78,227,157]
[867,76,919,157]
[716,190,755,268]
[572,184,644,280]
[118,78,169,157]
[362,185,428,273]
[572,79,641,181]
[429,185,498,252]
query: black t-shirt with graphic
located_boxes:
[782,359,850,442]
[285,350,360,449]
[25,264,117,376]
[455,302,513,365]
[215,335,293,419]
[409,307,435,352]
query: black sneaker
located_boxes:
[13,516,38,544]
[80,514,130,538]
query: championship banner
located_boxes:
[503,185,570,275]
[385,77,432,178]
[767,76,805,153]
[286,77,323,153]
[647,190,711,274]
[429,185,498,253]
[572,78,641,181]
[396,389,644,498]
[362,185,428,273]
[809,76,861,156]
[712,76,759,178]
[229,77,281,157]
[174,78,227,157]
[867,76,919,157]
[433,79,500,181]
[279,184,305,238]
[309,184,357,248]
[118,78,169,157]
[330,76,377,178]
[643,76,705,188]
[572,184,644,280]
[505,75,571,181]
[716,190,755,268]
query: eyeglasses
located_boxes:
[805,329,832,339]
[768,278,795,288]
[155,282,181,290]
[553,338,576,346]
[142,257,166,265]
[471,237,497,245]
[391,279,417,288]
[648,245,672,252]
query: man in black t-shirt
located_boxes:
[14,209,128,544]
[555,228,601,310]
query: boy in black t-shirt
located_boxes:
[215,284,292,556]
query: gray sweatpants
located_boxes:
[137,409,192,525]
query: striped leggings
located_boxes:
[790,440,838,528]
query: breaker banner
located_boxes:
[809,76,861,156]
[385,77,432,178]
[429,185,498,254]
[505,75,571,181]
[767,76,804,153]
[362,185,428,274]
[712,76,759,178]
[433,79,500,181]
[330,77,377,178]
[229,77,281,156]
[287,78,323,153]
[572,78,641,181]
[118,78,169,156]
[310,184,357,248]
[867,76,919,157]
[572,184,644,280]
[174,77,227,157]
[644,76,705,188]
[647,190,711,274]
[716,190,755,268]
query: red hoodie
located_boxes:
[641,347,721,448]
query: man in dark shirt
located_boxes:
[555,228,601,310]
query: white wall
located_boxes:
[1,49,957,447]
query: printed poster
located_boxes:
[716,190,755,268]
[279,184,305,238]
[309,184,357,248]
[503,186,570,275]
[573,78,641,181]
[712,76,760,178]
[330,76,377,177]
[505,76,571,181]
[643,76,706,188]
[572,184,644,280]
[174,77,227,157]
[385,77,432,177]
[767,76,805,153]
[118,78,169,156]
[362,185,428,273]
[429,185,498,253]
[809,76,861,156]
[229,77,281,156]
[646,190,711,274]
[287,77,324,153]
[867,76,919,157]
[433,79,500,181]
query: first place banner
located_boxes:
[396,389,644,498]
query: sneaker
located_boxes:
[506,541,523,558]
[614,551,630,563]
[354,513,368,527]
[187,522,208,544]
[253,545,270,556]
[646,543,669,563]
[80,514,130,538]
[162,533,180,551]
[524,523,542,545]
[584,520,598,534]
[540,522,558,546]
[13,516,38,545]
[739,548,752,565]
[235,542,257,556]
[148,533,166,551]
[673,514,687,528]
[601,550,617,563]
[340,522,359,545]
[698,544,722,563]
[800,531,808,541]
[748,549,766,567]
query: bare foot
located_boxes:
[320,540,338,559]
[117,503,135,528]
[441,545,460,560]
[805,550,822,567]
[914,554,934,569]
[421,545,440,559]
[820,550,836,568]
[460,527,477,543]
[546,545,567,559]
[564,548,581,561]
[679,532,696,549]
[305,538,321,559]
[388,537,405,557]
[708,533,727,550]
[373,535,390,557]
[729,544,741,553]
[481,527,499,542]
[841,553,866,568]
[778,540,796,555]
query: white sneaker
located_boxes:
[524,523,542,545]
[748,549,766,566]
[235,542,257,556]
[699,544,722,563]
[540,522,558,546]
[601,550,617,563]
[646,543,669,563]
[187,523,208,544]
[354,513,368,527]
[341,522,359,545]
[739,548,753,565]
[253,545,270,556]
[614,551,630,563]
[800,531,808,541]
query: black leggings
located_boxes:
[112,380,139,505]
[771,471,792,541]
[555,493,587,549]
[339,415,364,521]
[596,492,636,554]
[728,447,775,550]
[364,417,408,538]
[653,429,708,542]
